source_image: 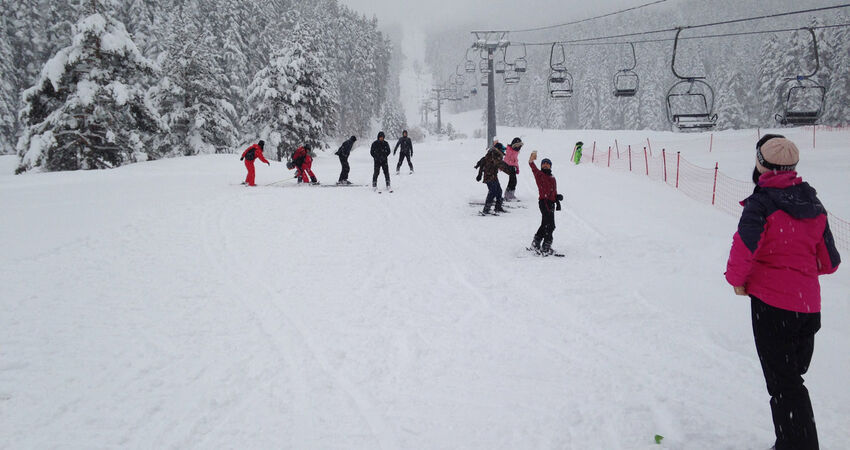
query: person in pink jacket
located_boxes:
[502,137,523,201]
[725,135,840,450]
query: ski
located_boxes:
[469,202,525,209]
[478,211,500,217]
[321,184,368,188]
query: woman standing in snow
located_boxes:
[240,140,270,186]
[528,150,562,255]
[502,137,523,201]
[725,135,840,450]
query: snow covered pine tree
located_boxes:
[16,13,164,173]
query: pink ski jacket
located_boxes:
[503,146,520,172]
[725,171,840,313]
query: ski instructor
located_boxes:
[371,131,391,190]
[240,139,270,186]
[393,130,414,174]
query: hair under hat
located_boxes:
[541,158,552,167]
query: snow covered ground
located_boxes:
[1,121,847,449]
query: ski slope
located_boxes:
[1,123,848,449]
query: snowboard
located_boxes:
[524,247,565,257]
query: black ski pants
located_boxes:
[484,180,503,211]
[396,152,413,172]
[373,159,391,187]
[338,154,350,181]
[751,295,821,450]
[505,165,518,192]
[534,199,556,249]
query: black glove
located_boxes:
[266,161,270,166]
[240,157,244,161]
[556,200,562,211]
[476,173,482,182]
[556,194,563,201]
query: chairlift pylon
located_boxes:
[613,42,639,97]
[775,28,826,126]
[548,43,573,99]
[666,28,717,130]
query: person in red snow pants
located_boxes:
[292,145,317,183]
[240,140,270,186]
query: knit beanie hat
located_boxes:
[350,136,357,142]
[495,143,506,153]
[510,137,523,147]
[756,137,799,173]
[378,131,385,139]
[258,140,265,148]
[541,158,552,167]
[576,141,584,148]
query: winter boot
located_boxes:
[541,238,554,256]
[504,189,515,201]
[530,237,542,252]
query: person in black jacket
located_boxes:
[335,136,357,184]
[393,130,414,174]
[370,131,391,190]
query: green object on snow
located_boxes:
[654,434,664,444]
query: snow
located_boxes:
[0,124,847,449]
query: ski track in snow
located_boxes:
[0,122,848,449]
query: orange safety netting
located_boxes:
[589,141,849,252]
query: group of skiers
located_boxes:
[474,136,564,256]
[239,130,415,190]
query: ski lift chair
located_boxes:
[666,29,718,130]
[464,48,477,73]
[512,44,528,73]
[480,74,489,87]
[775,29,826,126]
[504,65,521,85]
[548,43,573,99]
[613,43,639,97]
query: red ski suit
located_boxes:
[241,144,269,186]
[293,146,316,183]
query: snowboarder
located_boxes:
[725,135,840,450]
[393,130,414,174]
[474,142,508,214]
[503,137,523,201]
[572,141,584,164]
[528,151,563,255]
[335,136,357,184]
[370,131,391,190]
[292,145,318,184]
[240,140,270,186]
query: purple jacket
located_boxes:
[504,146,520,172]
[725,171,840,313]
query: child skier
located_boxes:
[572,141,584,165]
[503,137,523,201]
[725,135,840,450]
[239,139,270,186]
[393,130,414,174]
[335,136,357,184]
[292,144,318,184]
[474,142,508,214]
[528,151,563,255]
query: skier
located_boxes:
[393,130,414,174]
[335,136,357,185]
[292,144,318,184]
[370,131,391,191]
[474,142,508,214]
[502,137,523,201]
[239,139,270,186]
[572,141,584,164]
[528,151,563,255]
[725,135,840,450]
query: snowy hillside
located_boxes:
[1,125,847,449]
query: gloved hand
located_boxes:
[556,194,563,201]
[240,157,244,161]
[476,173,482,182]
[266,161,270,166]
[556,201,562,211]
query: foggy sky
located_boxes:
[339,0,662,31]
